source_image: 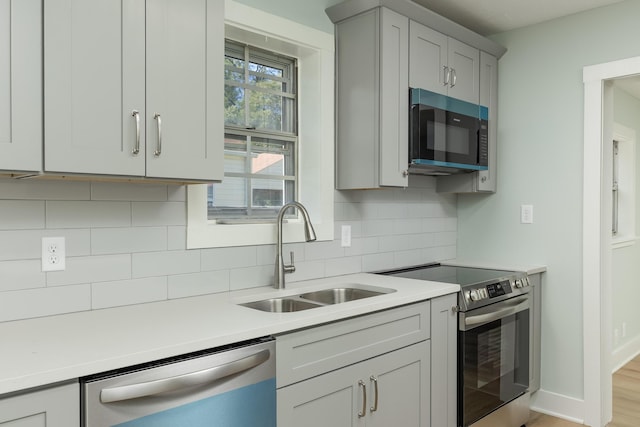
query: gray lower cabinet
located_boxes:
[529,272,543,393]
[0,0,42,173]
[44,0,223,182]
[0,382,79,427]
[277,341,430,427]
[276,300,444,427]
[430,294,457,427]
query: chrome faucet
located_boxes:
[274,202,317,289]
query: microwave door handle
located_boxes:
[462,296,529,329]
[99,349,270,403]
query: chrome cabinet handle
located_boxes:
[131,110,141,155]
[358,380,367,418]
[153,113,162,157]
[100,349,270,403]
[451,69,457,87]
[443,66,450,86]
[370,375,379,412]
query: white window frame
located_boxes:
[187,0,334,248]
[612,122,637,249]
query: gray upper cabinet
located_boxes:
[334,7,409,189]
[0,0,42,173]
[409,21,479,105]
[44,0,223,182]
[436,51,497,193]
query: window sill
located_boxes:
[612,236,637,250]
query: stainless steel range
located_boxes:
[380,263,531,427]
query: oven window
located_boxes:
[459,309,529,426]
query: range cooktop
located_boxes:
[378,263,530,311]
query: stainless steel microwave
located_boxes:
[409,88,488,175]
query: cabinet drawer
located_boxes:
[276,302,429,388]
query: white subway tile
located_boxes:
[167,186,187,202]
[393,250,426,268]
[230,265,273,290]
[0,179,90,200]
[286,260,325,282]
[378,234,410,252]
[361,219,394,237]
[0,229,90,261]
[201,246,257,271]
[344,237,380,256]
[0,284,90,322]
[132,250,200,278]
[422,245,457,263]
[362,253,395,273]
[46,201,131,228]
[305,240,344,261]
[167,226,187,250]
[256,244,276,266]
[92,277,167,309]
[0,260,45,291]
[422,217,458,232]
[46,254,132,286]
[0,201,45,230]
[91,182,168,201]
[333,221,362,240]
[325,256,362,277]
[168,271,230,298]
[91,227,167,255]
[132,202,186,226]
[392,218,423,235]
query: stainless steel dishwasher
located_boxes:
[81,337,275,427]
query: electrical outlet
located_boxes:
[42,237,66,272]
[521,204,534,224]
[341,225,352,248]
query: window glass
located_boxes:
[211,41,297,221]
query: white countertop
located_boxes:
[0,273,459,396]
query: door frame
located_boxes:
[583,55,640,427]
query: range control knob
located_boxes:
[468,289,483,302]
[514,279,523,288]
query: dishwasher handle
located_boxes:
[100,348,271,404]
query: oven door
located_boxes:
[458,296,530,427]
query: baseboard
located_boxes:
[530,389,584,424]
[612,334,640,372]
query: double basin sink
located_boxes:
[240,284,396,313]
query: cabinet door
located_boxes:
[409,21,447,95]
[277,364,362,427]
[379,8,409,187]
[145,0,223,181]
[430,294,457,427]
[478,52,498,192]
[368,341,430,427]
[0,382,79,427]
[0,0,41,172]
[447,38,479,104]
[44,0,146,176]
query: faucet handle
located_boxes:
[284,251,296,274]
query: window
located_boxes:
[187,0,334,248]
[611,122,636,248]
[210,41,298,221]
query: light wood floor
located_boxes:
[527,355,640,426]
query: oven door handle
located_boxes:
[462,296,529,329]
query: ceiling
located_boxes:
[411,0,626,36]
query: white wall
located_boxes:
[0,178,457,322]
[457,0,640,406]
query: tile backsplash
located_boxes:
[0,178,456,322]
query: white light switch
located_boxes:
[341,225,351,247]
[521,205,534,224]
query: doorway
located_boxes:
[583,56,640,427]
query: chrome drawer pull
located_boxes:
[131,110,140,155]
[370,375,379,412]
[153,113,162,157]
[358,380,367,418]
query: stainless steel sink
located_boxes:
[239,284,396,313]
[239,297,321,313]
[299,285,395,305]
